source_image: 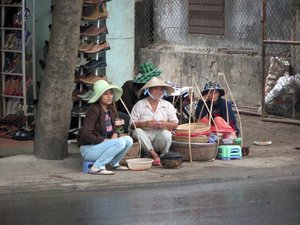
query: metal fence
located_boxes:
[140,0,300,123]
[141,0,264,51]
[262,0,300,123]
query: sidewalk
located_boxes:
[1,115,300,193]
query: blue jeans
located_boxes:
[80,136,133,170]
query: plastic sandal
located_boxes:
[88,169,115,175]
[113,166,129,171]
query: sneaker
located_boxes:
[72,89,80,101]
[13,8,30,28]
[79,42,95,52]
[7,98,20,115]
[74,70,92,83]
[71,105,88,116]
[7,58,17,73]
[3,57,11,72]
[75,57,91,68]
[15,31,32,46]
[84,41,110,54]
[83,0,111,3]
[82,26,108,37]
[25,31,32,46]
[78,89,94,101]
[80,74,107,85]
[82,4,107,20]
[4,33,15,49]
[80,24,93,35]
[83,58,106,69]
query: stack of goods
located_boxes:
[172,123,210,143]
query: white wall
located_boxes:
[106,0,135,87]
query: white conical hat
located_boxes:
[138,77,174,96]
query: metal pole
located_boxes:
[261,0,267,119]
[263,40,300,45]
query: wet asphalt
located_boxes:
[1,176,299,225]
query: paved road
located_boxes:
[1,175,299,225]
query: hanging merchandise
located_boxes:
[68,1,110,143]
[0,0,36,136]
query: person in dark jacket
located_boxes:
[116,62,162,132]
[195,81,240,137]
[78,80,133,175]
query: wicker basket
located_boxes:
[120,142,141,166]
[170,141,218,161]
[175,123,210,135]
[172,135,209,143]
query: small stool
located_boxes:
[217,145,242,160]
[82,160,95,173]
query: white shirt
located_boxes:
[130,98,178,128]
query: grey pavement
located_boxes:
[1,115,300,193]
[1,141,300,194]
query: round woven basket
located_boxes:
[170,141,218,161]
[172,135,209,143]
[175,123,210,135]
[120,142,141,166]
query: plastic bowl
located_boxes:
[126,158,153,171]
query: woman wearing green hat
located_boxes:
[116,62,162,133]
[77,80,133,175]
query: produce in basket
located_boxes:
[172,135,209,143]
[173,122,210,143]
[174,123,210,135]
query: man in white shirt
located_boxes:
[130,77,179,166]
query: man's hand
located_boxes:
[142,120,157,128]
[137,120,167,129]
[153,120,166,129]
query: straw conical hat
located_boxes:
[138,77,174,96]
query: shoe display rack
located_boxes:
[0,0,36,126]
[68,0,111,142]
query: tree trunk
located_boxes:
[34,0,82,159]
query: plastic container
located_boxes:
[217,145,242,160]
[82,160,95,173]
[234,137,242,145]
[126,158,153,171]
[160,152,183,169]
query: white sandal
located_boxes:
[113,166,129,171]
[88,169,115,175]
